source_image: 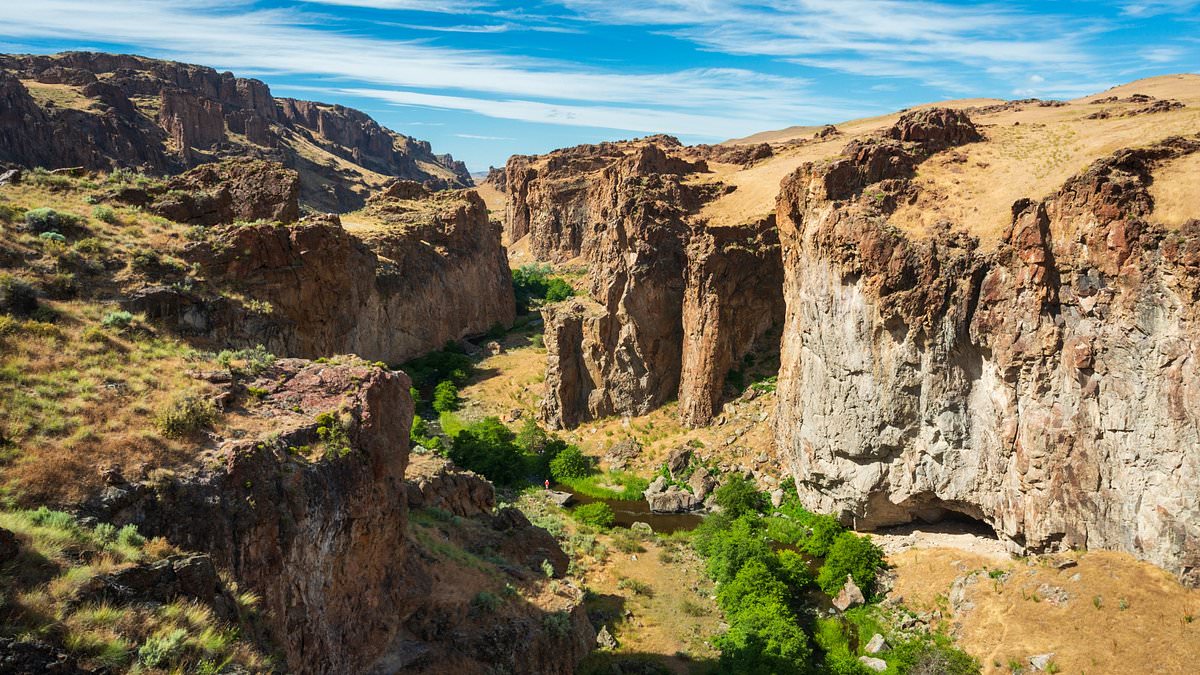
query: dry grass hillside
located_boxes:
[701,74,1198,242]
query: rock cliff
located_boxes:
[534,140,784,428]
[0,52,471,210]
[126,183,515,364]
[84,358,593,674]
[774,108,1200,582]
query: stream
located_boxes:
[554,485,704,534]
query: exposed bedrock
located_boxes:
[774,107,1200,582]
[537,141,783,428]
[128,184,514,364]
[83,360,592,674]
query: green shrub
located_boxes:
[512,263,574,313]
[713,474,767,518]
[542,611,572,639]
[802,513,845,557]
[713,601,812,674]
[315,411,352,458]
[137,629,187,669]
[694,515,773,585]
[155,393,217,438]
[0,203,23,223]
[888,635,980,675]
[471,590,502,613]
[403,344,473,390]
[215,345,275,376]
[432,380,460,413]
[0,274,38,317]
[24,207,81,234]
[100,310,134,330]
[93,522,118,543]
[775,549,815,592]
[92,205,118,224]
[447,417,526,485]
[549,445,593,481]
[572,502,615,529]
[817,531,886,596]
[39,230,66,243]
[116,524,145,549]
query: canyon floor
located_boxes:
[459,313,1200,674]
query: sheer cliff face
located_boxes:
[0,52,471,210]
[176,188,515,364]
[87,360,592,674]
[535,142,784,429]
[775,109,1200,582]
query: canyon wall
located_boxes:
[122,168,515,365]
[774,109,1200,582]
[533,141,783,428]
[0,52,471,210]
[84,359,592,674]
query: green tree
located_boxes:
[549,445,593,481]
[447,417,525,485]
[714,473,768,518]
[432,380,460,413]
[572,502,615,529]
[817,531,886,596]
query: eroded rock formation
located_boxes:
[84,359,592,674]
[774,108,1200,582]
[0,52,471,210]
[534,140,784,428]
[138,187,514,364]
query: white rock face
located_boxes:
[774,130,1200,583]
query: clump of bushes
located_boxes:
[432,380,460,413]
[447,417,527,485]
[817,531,885,596]
[101,310,134,330]
[572,502,615,529]
[713,473,768,517]
[549,445,593,481]
[315,411,352,458]
[215,345,275,376]
[0,273,39,317]
[92,204,119,224]
[155,393,217,438]
[512,263,574,313]
[23,207,82,234]
[403,342,473,390]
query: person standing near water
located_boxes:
[544,479,550,490]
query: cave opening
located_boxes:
[860,493,1000,540]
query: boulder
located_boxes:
[667,447,692,477]
[0,168,20,185]
[687,467,716,501]
[770,489,785,508]
[630,522,653,535]
[864,634,889,654]
[858,656,887,672]
[1029,653,1056,671]
[644,476,668,497]
[0,638,87,674]
[596,625,618,650]
[833,575,865,611]
[485,341,504,356]
[604,438,642,470]
[547,491,575,507]
[646,487,700,513]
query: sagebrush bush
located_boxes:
[101,310,134,330]
[315,411,352,458]
[24,207,81,234]
[155,393,217,438]
[92,204,118,224]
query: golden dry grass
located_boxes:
[1150,151,1200,227]
[889,547,1200,675]
[19,80,96,111]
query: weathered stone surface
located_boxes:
[833,575,865,611]
[110,157,301,226]
[0,638,89,675]
[858,656,887,672]
[774,107,1200,580]
[1029,653,1056,671]
[864,633,889,654]
[405,454,495,517]
[646,487,701,513]
[688,467,717,501]
[533,138,781,429]
[596,625,618,650]
[168,189,514,364]
[667,447,692,477]
[0,52,471,210]
[603,438,642,470]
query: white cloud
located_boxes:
[1121,0,1199,16]
[455,133,516,140]
[298,0,487,11]
[1141,46,1184,62]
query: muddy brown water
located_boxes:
[555,485,704,534]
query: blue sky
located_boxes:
[0,1,1196,171]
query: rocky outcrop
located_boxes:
[774,107,1200,582]
[107,157,301,225]
[141,188,514,364]
[679,218,785,426]
[84,358,592,674]
[535,140,783,428]
[0,52,471,210]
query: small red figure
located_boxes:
[544,479,550,490]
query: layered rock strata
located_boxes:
[85,359,593,674]
[128,184,514,364]
[0,51,471,210]
[774,108,1200,582]
[534,141,784,428]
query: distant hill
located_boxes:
[0,52,472,211]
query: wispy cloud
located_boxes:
[1120,0,1199,16]
[298,0,487,11]
[1141,46,1184,62]
[456,133,516,140]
